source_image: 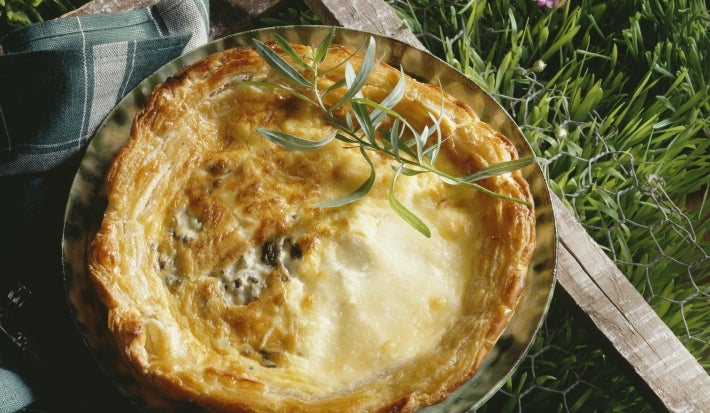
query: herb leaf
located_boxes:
[250,34,536,235]
[462,157,539,183]
[314,27,337,64]
[272,33,309,70]
[316,146,376,208]
[351,98,377,146]
[331,36,377,110]
[253,39,312,88]
[390,167,431,238]
[256,128,336,151]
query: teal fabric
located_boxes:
[0,337,35,413]
[0,35,191,174]
[0,0,209,175]
[0,365,35,413]
[0,0,209,410]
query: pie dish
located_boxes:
[62,26,557,412]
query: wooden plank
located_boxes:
[303,0,710,411]
[62,0,159,16]
[303,0,424,50]
[553,194,710,412]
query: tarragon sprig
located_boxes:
[249,28,537,237]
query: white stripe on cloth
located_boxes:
[147,6,166,36]
[77,17,89,149]
[158,0,209,52]
[88,41,130,136]
[118,41,138,99]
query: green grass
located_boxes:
[4,0,708,411]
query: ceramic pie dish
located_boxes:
[62,25,557,412]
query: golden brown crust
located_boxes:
[88,42,535,412]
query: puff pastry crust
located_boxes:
[89,41,535,412]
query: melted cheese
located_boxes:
[287,200,464,390]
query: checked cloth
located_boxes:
[0,0,209,411]
[0,0,209,175]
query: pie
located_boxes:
[88,39,536,412]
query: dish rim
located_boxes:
[60,24,558,412]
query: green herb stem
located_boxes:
[249,27,535,237]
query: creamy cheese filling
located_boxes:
[284,200,465,389]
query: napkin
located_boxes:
[0,354,34,413]
[0,0,209,410]
[0,0,209,175]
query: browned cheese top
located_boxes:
[89,42,535,412]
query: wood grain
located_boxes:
[553,194,710,412]
[62,0,159,16]
[303,0,424,50]
[303,0,710,411]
